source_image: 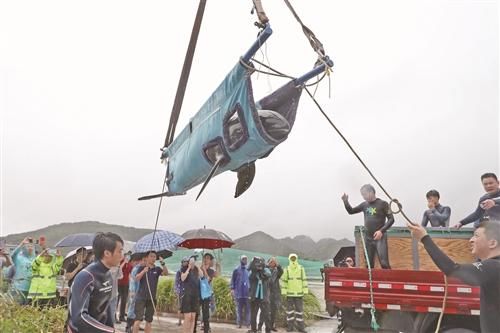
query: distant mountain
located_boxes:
[2,222,353,261]
[2,221,153,247]
[233,231,353,261]
[233,231,297,258]
[310,237,354,261]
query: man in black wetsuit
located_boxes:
[67,232,124,333]
[421,189,451,227]
[454,172,500,229]
[342,184,394,269]
[408,220,500,333]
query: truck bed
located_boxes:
[325,267,480,316]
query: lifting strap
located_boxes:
[283,0,326,59]
[252,0,269,26]
[164,0,207,148]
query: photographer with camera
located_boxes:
[180,256,203,333]
[337,257,354,268]
[10,237,36,304]
[247,256,271,333]
[28,247,63,307]
[258,257,282,332]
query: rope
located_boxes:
[304,89,450,331]
[303,87,416,226]
[358,226,380,331]
[140,168,168,329]
[164,0,207,148]
[435,275,448,333]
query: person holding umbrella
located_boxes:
[132,251,168,333]
[65,247,88,290]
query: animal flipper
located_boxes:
[195,157,224,201]
[138,191,185,201]
[234,162,256,198]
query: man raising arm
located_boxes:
[342,184,394,269]
[407,220,500,333]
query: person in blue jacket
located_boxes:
[230,255,250,328]
[10,237,36,304]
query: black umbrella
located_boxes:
[62,246,92,270]
[333,246,355,267]
[55,233,95,248]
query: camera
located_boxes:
[337,259,348,267]
[249,256,265,271]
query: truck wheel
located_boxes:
[412,313,438,333]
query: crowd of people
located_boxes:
[0,231,310,333]
[0,236,66,307]
[229,253,308,333]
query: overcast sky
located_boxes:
[1,0,498,242]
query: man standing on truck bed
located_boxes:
[453,172,500,229]
[421,189,451,227]
[408,220,500,333]
[342,184,394,269]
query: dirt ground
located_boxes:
[114,315,338,333]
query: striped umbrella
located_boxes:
[133,230,184,258]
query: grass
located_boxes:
[0,294,66,333]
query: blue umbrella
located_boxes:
[133,230,184,259]
[55,233,95,248]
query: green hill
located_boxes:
[2,221,153,247]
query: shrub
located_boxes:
[211,276,235,321]
[0,295,66,333]
[156,277,178,313]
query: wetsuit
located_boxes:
[459,190,500,227]
[344,198,394,269]
[421,235,500,333]
[67,260,115,333]
[421,204,451,227]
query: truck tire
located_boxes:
[412,313,438,333]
